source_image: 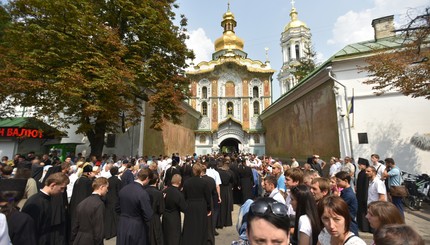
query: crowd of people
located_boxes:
[0,151,425,245]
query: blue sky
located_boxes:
[175,0,428,99]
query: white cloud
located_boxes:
[185,28,214,64]
[327,0,428,47]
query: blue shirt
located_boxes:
[277,175,286,193]
[340,187,359,236]
[388,166,402,187]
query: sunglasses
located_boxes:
[249,199,288,217]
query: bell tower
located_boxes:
[278,0,312,94]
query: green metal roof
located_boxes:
[333,35,417,59]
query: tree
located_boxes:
[292,42,317,81]
[0,0,194,156]
[363,7,430,99]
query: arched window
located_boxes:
[254,134,260,144]
[227,102,234,116]
[295,44,300,60]
[201,102,207,116]
[199,135,206,144]
[225,81,235,97]
[253,86,259,98]
[202,86,207,99]
[253,101,260,115]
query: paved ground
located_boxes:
[105,202,430,244]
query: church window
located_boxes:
[202,86,207,99]
[201,102,207,116]
[288,47,291,61]
[253,101,260,115]
[225,81,235,97]
[227,102,234,116]
[295,44,300,59]
[253,86,259,98]
[254,135,260,144]
[199,135,206,144]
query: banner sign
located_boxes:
[0,127,44,139]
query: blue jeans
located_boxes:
[392,196,404,218]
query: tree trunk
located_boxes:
[86,119,107,157]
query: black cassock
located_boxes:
[162,186,186,245]
[181,176,211,245]
[7,210,37,245]
[71,194,105,245]
[22,192,53,245]
[202,175,216,245]
[164,166,180,187]
[145,185,165,245]
[104,175,123,239]
[69,175,93,234]
[356,169,370,232]
[117,182,153,245]
[216,168,234,228]
[237,164,254,203]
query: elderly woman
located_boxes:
[317,196,366,245]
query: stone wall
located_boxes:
[262,81,340,163]
[142,102,199,156]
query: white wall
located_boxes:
[332,59,430,174]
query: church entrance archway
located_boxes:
[219,138,240,154]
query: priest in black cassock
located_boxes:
[201,165,217,245]
[22,172,70,245]
[69,164,95,237]
[162,174,186,245]
[181,163,211,245]
[145,171,164,245]
[71,177,109,245]
[356,158,371,232]
[117,168,153,245]
[104,166,123,239]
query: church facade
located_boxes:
[186,7,275,156]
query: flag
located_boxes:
[347,96,354,114]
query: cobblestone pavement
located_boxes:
[105,202,430,245]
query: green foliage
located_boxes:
[292,43,317,81]
[363,7,430,99]
[0,0,194,155]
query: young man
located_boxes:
[366,166,387,204]
[162,174,186,245]
[383,158,404,217]
[71,177,109,245]
[310,177,330,203]
[263,175,286,204]
[284,168,304,216]
[370,154,386,179]
[335,171,359,236]
[22,172,70,245]
[117,169,153,245]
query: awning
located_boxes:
[0,117,65,139]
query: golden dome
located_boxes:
[214,9,244,52]
[284,7,308,31]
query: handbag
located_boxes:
[389,185,408,197]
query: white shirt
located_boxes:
[0,213,11,245]
[206,168,221,186]
[269,188,286,204]
[318,229,366,245]
[373,162,386,179]
[367,176,387,204]
[298,215,312,245]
